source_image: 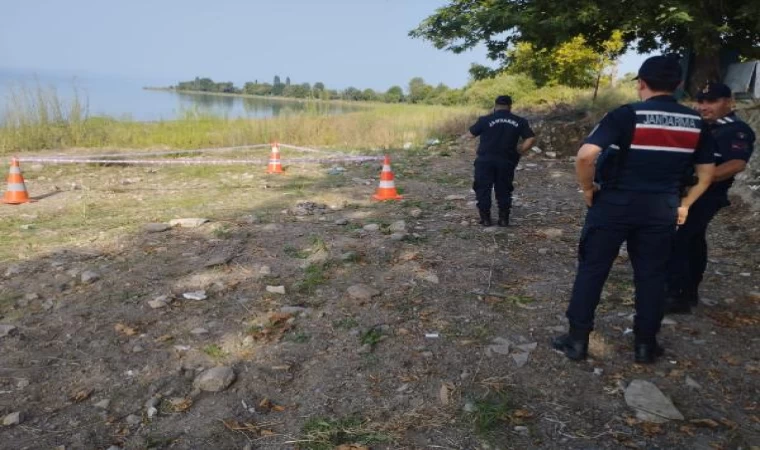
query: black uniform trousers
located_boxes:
[473,160,516,212]
[666,194,727,297]
[566,190,679,341]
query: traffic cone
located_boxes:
[266,142,284,174]
[372,155,403,201]
[2,158,34,205]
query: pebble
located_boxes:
[266,285,286,295]
[169,218,209,228]
[143,223,171,233]
[94,399,111,409]
[0,324,18,338]
[389,220,407,232]
[486,338,512,356]
[2,412,22,426]
[80,271,100,284]
[347,284,381,301]
[148,295,172,309]
[444,194,466,201]
[194,366,236,392]
[545,151,557,158]
[409,208,423,218]
[624,380,684,423]
[539,228,564,239]
[363,223,380,232]
[183,291,207,301]
[41,299,54,311]
[700,297,718,307]
[538,248,549,255]
[358,343,373,354]
[685,376,702,390]
[594,368,604,376]
[512,352,530,368]
[340,251,358,262]
[16,379,29,389]
[334,218,349,226]
[661,317,678,326]
[132,345,144,353]
[514,426,530,436]
[463,402,476,413]
[125,414,141,426]
[191,328,209,335]
[390,232,407,241]
[515,342,538,352]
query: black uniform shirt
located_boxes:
[705,112,756,197]
[470,110,534,163]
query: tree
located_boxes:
[408,77,433,103]
[504,43,553,86]
[362,88,378,102]
[468,64,501,81]
[342,87,362,101]
[410,0,760,94]
[384,86,404,103]
[272,75,284,96]
[285,76,291,86]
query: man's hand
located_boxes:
[677,206,689,225]
[582,184,599,207]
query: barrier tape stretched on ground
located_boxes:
[17,155,385,166]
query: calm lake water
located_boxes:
[0,68,361,122]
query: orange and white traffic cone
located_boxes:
[372,155,403,201]
[2,158,34,205]
[266,142,284,174]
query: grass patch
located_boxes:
[284,331,311,343]
[469,393,513,435]
[284,245,310,259]
[360,327,384,347]
[298,417,391,450]
[202,344,225,359]
[333,317,359,330]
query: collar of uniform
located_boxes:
[645,94,677,103]
[715,112,737,125]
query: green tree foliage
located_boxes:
[384,86,404,103]
[410,0,760,93]
[408,77,433,104]
[463,73,537,108]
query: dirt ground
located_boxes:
[0,139,759,450]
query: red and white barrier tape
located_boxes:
[17,155,384,166]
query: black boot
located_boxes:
[497,209,510,227]
[551,328,589,361]
[478,209,493,227]
[634,337,665,364]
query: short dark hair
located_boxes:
[640,77,680,93]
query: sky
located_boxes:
[1,0,649,91]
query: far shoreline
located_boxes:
[143,87,378,108]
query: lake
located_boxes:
[0,68,362,122]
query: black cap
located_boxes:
[633,55,682,84]
[495,95,512,105]
[696,82,733,101]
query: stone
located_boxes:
[390,232,407,241]
[545,151,557,158]
[262,224,281,232]
[143,223,171,233]
[191,328,209,335]
[594,368,604,376]
[661,317,678,326]
[486,338,512,356]
[444,194,466,201]
[132,345,144,353]
[340,251,358,262]
[0,324,18,338]
[183,291,207,301]
[409,208,423,218]
[16,379,29,389]
[357,343,373,355]
[280,306,311,316]
[515,342,538,352]
[42,299,54,311]
[700,297,719,307]
[685,376,702,390]
[80,271,100,284]
[403,142,413,150]
[538,248,549,255]
[624,380,684,423]
[463,402,476,413]
[347,284,380,301]
[148,295,171,309]
[514,426,530,436]
[125,414,141,426]
[389,220,407,232]
[169,218,209,228]
[363,223,380,232]
[94,399,111,409]
[539,228,564,239]
[194,366,236,392]
[512,352,530,368]
[335,218,349,226]
[2,412,22,426]
[266,285,286,295]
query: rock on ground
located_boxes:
[624,380,684,423]
[0,324,18,338]
[143,223,171,233]
[169,218,209,228]
[347,284,381,301]
[193,366,236,392]
[2,412,22,426]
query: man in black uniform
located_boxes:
[551,55,716,364]
[665,82,756,314]
[469,96,536,226]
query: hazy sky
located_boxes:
[1,0,649,90]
